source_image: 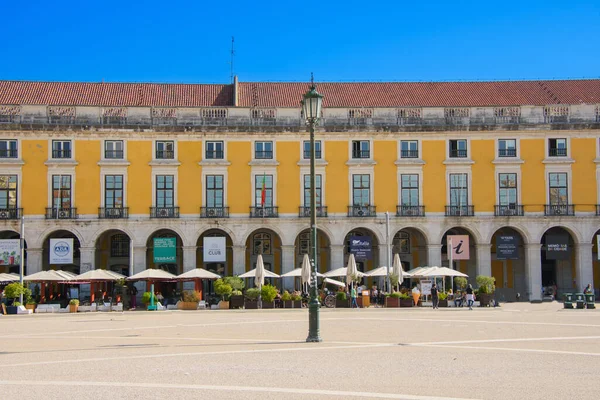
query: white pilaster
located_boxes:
[233,245,246,275]
[182,246,197,273]
[427,244,442,268]
[576,243,594,292]
[281,245,295,290]
[525,243,542,302]
[476,244,492,277]
[79,246,95,273]
[330,244,345,271]
[132,246,147,274]
[25,248,43,274]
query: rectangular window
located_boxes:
[111,234,130,257]
[401,174,419,206]
[105,175,124,208]
[104,140,124,159]
[549,173,568,205]
[303,140,322,159]
[449,173,468,206]
[498,139,516,157]
[52,140,72,159]
[400,141,418,158]
[449,140,467,158]
[352,174,370,206]
[352,141,370,159]
[0,175,17,209]
[303,174,322,207]
[156,175,174,207]
[0,140,17,158]
[52,175,72,209]
[549,138,567,157]
[255,175,273,207]
[156,141,174,159]
[498,173,517,206]
[205,141,224,159]
[255,141,273,159]
[206,175,224,207]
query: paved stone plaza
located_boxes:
[1,303,599,400]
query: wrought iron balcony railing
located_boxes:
[351,150,371,159]
[200,207,230,218]
[494,204,524,216]
[255,150,273,159]
[45,207,78,219]
[347,205,376,217]
[250,206,278,218]
[445,205,474,216]
[104,150,124,159]
[0,149,18,158]
[150,207,180,218]
[396,205,425,217]
[400,150,419,158]
[155,150,174,159]
[98,207,129,219]
[205,151,224,160]
[449,149,467,158]
[0,208,22,220]
[498,148,517,157]
[298,206,328,218]
[544,204,574,216]
[548,148,567,157]
[52,150,71,159]
[303,150,322,159]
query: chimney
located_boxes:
[233,75,238,106]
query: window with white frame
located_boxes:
[111,234,130,257]
[352,140,370,159]
[0,175,17,210]
[52,175,72,209]
[392,231,410,254]
[156,175,174,207]
[401,174,419,206]
[303,140,322,159]
[303,174,322,207]
[255,174,273,207]
[104,140,124,159]
[549,173,568,205]
[255,141,273,159]
[498,173,517,206]
[449,140,467,158]
[0,140,17,158]
[105,175,124,208]
[449,173,468,206]
[548,138,567,157]
[352,174,370,206]
[206,175,224,208]
[498,139,517,157]
[205,141,224,159]
[400,140,418,158]
[253,232,272,255]
[52,140,72,159]
[156,141,174,159]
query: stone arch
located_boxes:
[537,224,582,245]
[143,225,189,249]
[293,228,332,274]
[394,225,430,247]
[539,226,577,296]
[196,225,237,248]
[94,229,132,276]
[489,226,528,301]
[42,229,82,274]
[391,227,429,270]
[244,228,283,276]
[436,225,482,246]
[196,228,234,277]
[0,230,28,275]
[484,223,531,245]
[90,226,136,249]
[343,226,380,273]
[145,228,184,276]
[38,226,84,249]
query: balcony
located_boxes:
[494,204,524,216]
[250,206,278,218]
[155,150,174,159]
[298,206,328,218]
[544,204,574,216]
[351,150,371,159]
[52,150,71,159]
[150,207,180,218]
[45,207,78,219]
[200,207,230,218]
[0,149,18,158]
[255,150,273,159]
[205,151,224,160]
[0,208,22,220]
[396,205,425,217]
[104,150,124,159]
[445,205,474,217]
[303,150,322,159]
[498,148,517,157]
[401,150,418,158]
[347,205,377,217]
[98,207,129,219]
[548,148,567,157]
[449,149,467,158]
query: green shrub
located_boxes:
[336,291,347,301]
[12,301,21,307]
[454,277,468,290]
[69,299,80,306]
[245,288,260,300]
[476,275,496,294]
[26,298,36,305]
[438,292,448,301]
[4,282,26,300]
[261,285,278,302]
[291,294,302,301]
[141,292,157,305]
[182,290,200,302]
[281,291,292,301]
[389,292,402,298]
[223,276,245,291]
[214,279,233,300]
[390,274,399,288]
[399,292,411,300]
[231,290,243,297]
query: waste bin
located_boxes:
[563,293,573,309]
[584,294,596,309]
[574,293,585,309]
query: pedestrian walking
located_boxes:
[466,284,474,310]
[431,283,439,309]
[129,284,138,310]
[351,286,358,309]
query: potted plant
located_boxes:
[141,291,157,309]
[69,299,80,313]
[244,288,260,309]
[399,292,413,307]
[454,277,468,292]
[476,275,495,307]
[438,292,449,307]
[25,298,37,312]
[281,291,293,308]
[4,282,26,314]
[223,277,245,309]
[386,292,401,307]
[214,278,233,309]
[291,292,302,308]
[179,290,200,310]
[335,291,349,308]
[260,284,278,309]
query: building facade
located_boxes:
[1,78,600,301]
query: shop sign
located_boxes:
[349,236,372,261]
[204,237,226,262]
[420,280,433,296]
[496,235,519,260]
[153,238,176,263]
[49,238,73,264]
[448,235,470,260]
[546,235,570,260]
[0,239,21,266]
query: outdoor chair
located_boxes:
[198,300,207,310]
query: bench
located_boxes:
[35,304,61,313]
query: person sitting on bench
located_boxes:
[454,292,466,307]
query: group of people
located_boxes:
[430,283,475,310]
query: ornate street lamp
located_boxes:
[301,74,324,343]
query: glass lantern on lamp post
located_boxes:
[301,76,324,343]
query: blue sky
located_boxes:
[1,0,598,83]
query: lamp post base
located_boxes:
[306,300,322,343]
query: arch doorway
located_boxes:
[0,230,27,275]
[541,227,576,298]
[490,227,526,301]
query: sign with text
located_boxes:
[448,235,470,260]
[0,239,21,266]
[420,280,433,296]
[496,235,519,260]
[153,237,176,263]
[204,237,226,262]
[349,236,372,261]
[49,238,73,264]
[546,235,570,260]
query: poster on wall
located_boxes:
[153,238,176,263]
[0,239,21,266]
[448,235,470,260]
[49,238,73,264]
[349,236,372,261]
[546,235,570,260]
[496,235,519,260]
[204,237,226,262]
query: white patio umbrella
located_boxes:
[346,253,358,288]
[366,266,390,277]
[392,253,404,291]
[419,267,468,278]
[323,277,345,288]
[323,267,365,278]
[301,253,311,293]
[72,269,126,281]
[126,269,176,281]
[24,270,77,282]
[280,268,324,278]
[255,254,265,309]
[238,268,280,279]
[176,268,221,280]
[0,273,18,283]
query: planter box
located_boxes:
[438,299,448,308]
[229,295,244,309]
[283,300,293,308]
[335,299,349,308]
[179,302,198,310]
[245,300,258,309]
[386,297,400,308]
[478,293,492,307]
[293,300,302,308]
[400,298,414,307]
[6,306,18,315]
[218,301,229,310]
[25,304,36,312]
[69,305,78,313]
[261,301,275,309]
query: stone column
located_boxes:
[379,245,390,268]
[427,244,442,269]
[330,244,345,272]
[281,245,295,291]
[575,243,594,292]
[233,245,246,276]
[132,246,147,275]
[25,248,43,274]
[476,244,492,277]
[525,243,542,302]
[182,246,197,291]
[79,246,95,273]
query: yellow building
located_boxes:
[1,78,600,301]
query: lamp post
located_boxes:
[301,75,324,343]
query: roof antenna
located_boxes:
[230,36,235,84]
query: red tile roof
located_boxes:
[0,79,598,108]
